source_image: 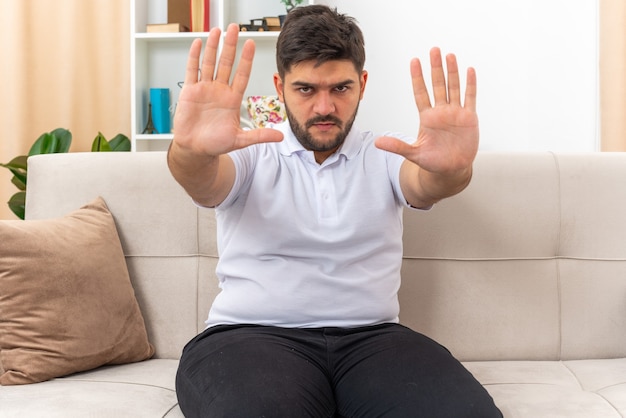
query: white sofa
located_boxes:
[2,150,626,417]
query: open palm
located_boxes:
[172,24,283,157]
[375,47,478,177]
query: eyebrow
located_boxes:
[290,79,356,89]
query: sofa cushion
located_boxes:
[465,359,626,417]
[0,197,155,385]
[0,359,183,417]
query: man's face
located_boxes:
[274,60,367,162]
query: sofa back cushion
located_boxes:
[25,151,626,362]
[399,152,626,361]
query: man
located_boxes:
[169,5,501,417]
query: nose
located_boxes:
[313,92,335,115]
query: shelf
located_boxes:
[135,134,173,141]
[134,31,280,43]
[235,31,281,39]
[131,0,313,152]
[133,134,173,152]
[135,32,210,41]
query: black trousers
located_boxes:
[176,323,502,418]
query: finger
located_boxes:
[374,135,415,158]
[238,128,284,148]
[231,39,255,96]
[446,53,461,106]
[184,38,203,85]
[411,58,432,111]
[214,23,240,84]
[200,27,221,82]
[430,47,448,105]
[464,67,477,112]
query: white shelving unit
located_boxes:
[130,0,313,151]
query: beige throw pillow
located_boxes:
[0,197,155,385]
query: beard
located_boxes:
[284,102,359,153]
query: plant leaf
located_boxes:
[0,155,28,171]
[91,132,112,152]
[29,128,72,156]
[108,134,131,152]
[8,191,26,220]
[3,128,71,219]
[10,174,26,191]
[0,155,28,187]
[29,132,53,155]
[50,128,72,153]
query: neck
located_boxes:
[313,148,338,164]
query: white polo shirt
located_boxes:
[206,122,414,328]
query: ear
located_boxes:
[359,70,368,100]
[273,73,285,102]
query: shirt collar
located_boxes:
[273,121,362,161]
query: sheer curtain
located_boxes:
[600,0,626,151]
[0,0,129,219]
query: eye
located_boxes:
[335,85,349,93]
[298,86,313,94]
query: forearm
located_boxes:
[167,141,235,208]
[400,160,472,209]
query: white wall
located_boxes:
[321,0,599,152]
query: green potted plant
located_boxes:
[280,0,304,13]
[0,128,130,219]
[279,0,304,26]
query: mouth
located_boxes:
[312,122,337,131]
[308,116,341,132]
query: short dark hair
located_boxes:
[276,5,366,78]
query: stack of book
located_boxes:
[146,0,209,33]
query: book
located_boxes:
[150,89,171,134]
[190,0,210,32]
[168,0,190,28]
[146,23,190,33]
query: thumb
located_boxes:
[239,128,284,147]
[374,135,414,157]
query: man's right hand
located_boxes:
[172,23,284,156]
[168,23,283,207]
